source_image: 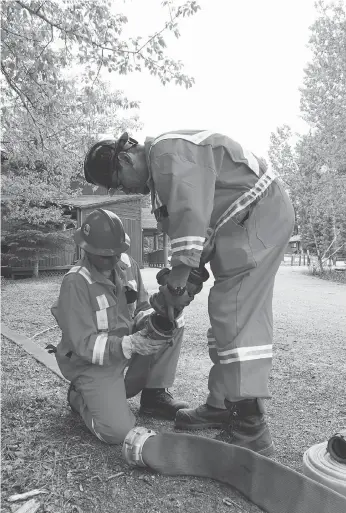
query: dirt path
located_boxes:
[273,266,346,340]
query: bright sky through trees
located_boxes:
[112,0,318,158]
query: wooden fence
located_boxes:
[15,248,77,269]
[281,252,346,270]
[9,228,77,270]
[281,253,309,266]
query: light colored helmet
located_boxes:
[74,208,130,256]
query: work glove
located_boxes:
[158,284,192,322]
[133,308,155,332]
[122,329,170,358]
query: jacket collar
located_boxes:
[79,256,133,292]
[79,256,118,287]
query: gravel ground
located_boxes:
[1,265,346,512]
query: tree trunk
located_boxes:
[309,215,323,271]
[32,259,39,277]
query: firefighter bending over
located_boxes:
[83,130,295,456]
[51,208,188,444]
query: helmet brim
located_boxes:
[84,140,119,188]
[73,228,130,256]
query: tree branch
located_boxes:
[1,26,41,42]
[15,0,183,59]
[27,24,54,77]
[1,62,45,149]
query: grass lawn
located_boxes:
[1,267,345,512]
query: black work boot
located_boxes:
[216,398,274,456]
[175,403,229,430]
[140,388,189,420]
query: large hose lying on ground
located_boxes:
[123,428,346,513]
[303,432,346,497]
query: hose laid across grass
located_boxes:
[123,428,346,513]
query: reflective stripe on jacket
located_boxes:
[51,254,151,367]
[145,130,269,268]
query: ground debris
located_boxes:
[222,496,244,509]
[138,475,153,486]
[8,490,48,503]
[106,472,125,480]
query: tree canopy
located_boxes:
[268,0,346,269]
[1,0,200,272]
[300,0,346,172]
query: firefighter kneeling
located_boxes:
[51,209,188,444]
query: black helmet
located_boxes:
[74,209,130,256]
[84,132,138,189]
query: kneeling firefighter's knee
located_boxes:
[91,417,136,445]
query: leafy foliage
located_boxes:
[300,0,346,172]
[1,0,200,270]
[269,1,346,270]
[1,0,199,125]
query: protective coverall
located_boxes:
[51,252,184,443]
[144,130,295,405]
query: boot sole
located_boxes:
[139,406,176,421]
[175,421,227,430]
[215,438,276,457]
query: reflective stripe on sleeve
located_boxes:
[92,333,108,365]
[171,236,205,255]
[218,344,273,364]
[127,279,138,291]
[96,294,109,331]
[207,335,217,349]
[120,253,131,267]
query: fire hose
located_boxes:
[303,431,346,497]
[127,248,346,511]
[122,428,346,513]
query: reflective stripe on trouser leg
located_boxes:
[206,327,228,409]
[209,271,275,399]
[208,180,295,400]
